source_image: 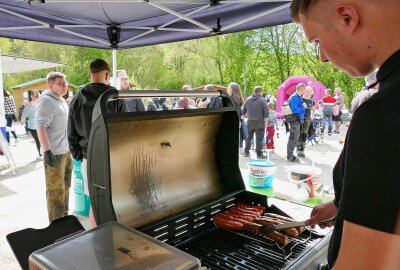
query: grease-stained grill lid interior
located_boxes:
[88,91,244,228]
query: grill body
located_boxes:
[87,90,332,270]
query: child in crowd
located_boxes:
[265,102,278,150]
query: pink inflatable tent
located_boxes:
[275,76,327,118]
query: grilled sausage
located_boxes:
[215,213,288,245]
[236,202,266,214]
[264,231,289,246]
[213,215,244,231]
[230,207,261,217]
[217,213,251,225]
[263,213,305,234]
[228,208,259,219]
[254,218,299,237]
[222,212,254,221]
[232,205,262,216]
[244,222,288,246]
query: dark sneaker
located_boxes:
[241,152,250,157]
[257,154,267,159]
[288,156,300,163]
[297,152,305,158]
[328,132,332,136]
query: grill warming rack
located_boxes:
[230,227,313,260]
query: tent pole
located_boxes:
[0,50,6,130]
[243,58,247,93]
[112,49,117,87]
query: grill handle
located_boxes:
[118,90,223,98]
[93,89,234,121]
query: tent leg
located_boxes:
[0,50,6,128]
[112,49,117,88]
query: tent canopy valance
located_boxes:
[1,54,64,74]
[0,0,291,49]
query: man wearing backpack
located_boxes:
[319,89,337,136]
[286,83,306,162]
[264,92,276,104]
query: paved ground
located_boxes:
[239,120,347,189]
[0,121,347,269]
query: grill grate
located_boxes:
[138,191,325,270]
[173,226,319,270]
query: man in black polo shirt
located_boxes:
[291,0,400,269]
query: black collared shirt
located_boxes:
[328,49,400,267]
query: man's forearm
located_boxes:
[37,127,51,151]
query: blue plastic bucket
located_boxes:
[249,174,274,188]
[247,160,276,188]
[73,159,90,216]
[247,160,276,175]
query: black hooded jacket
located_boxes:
[68,83,126,160]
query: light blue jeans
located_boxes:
[321,114,333,133]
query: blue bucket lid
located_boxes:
[250,174,268,178]
[248,160,276,167]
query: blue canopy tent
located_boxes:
[0,0,292,129]
[0,0,291,49]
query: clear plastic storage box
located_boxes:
[29,221,200,270]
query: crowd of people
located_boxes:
[285,84,346,162]
[2,65,353,223]
[2,56,381,229]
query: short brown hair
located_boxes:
[254,86,263,94]
[47,72,66,84]
[326,88,332,95]
[291,0,321,22]
[89,59,110,73]
[296,83,307,91]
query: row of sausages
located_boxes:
[213,202,305,246]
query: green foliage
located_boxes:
[1,24,364,105]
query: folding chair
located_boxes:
[6,215,85,270]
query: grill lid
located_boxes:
[88,90,245,228]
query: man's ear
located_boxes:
[105,71,110,81]
[336,5,359,34]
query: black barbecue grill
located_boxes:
[87,90,332,270]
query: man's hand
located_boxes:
[305,201,337,229]
[44,150,56,167]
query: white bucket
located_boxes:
[289,165,321,197]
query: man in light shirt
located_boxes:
[35,72,71,223]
